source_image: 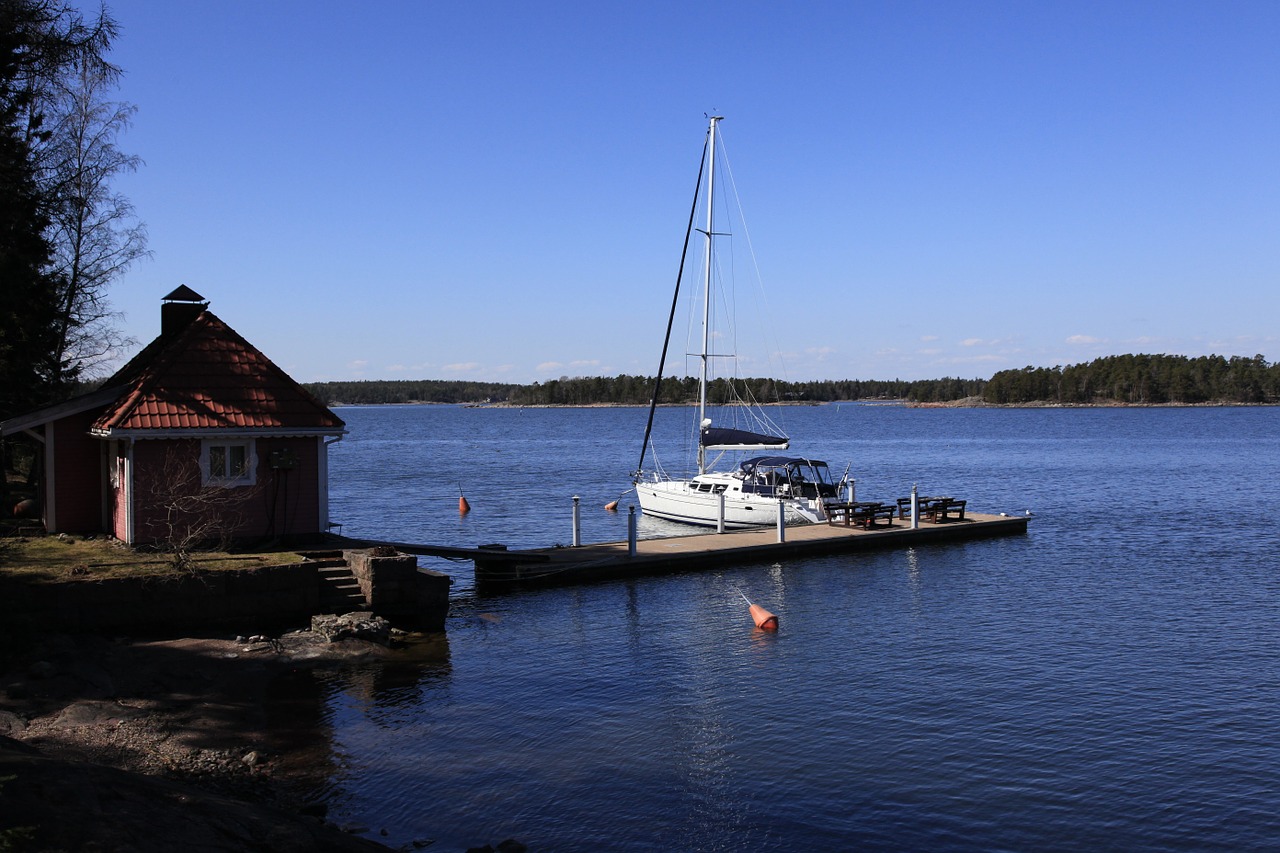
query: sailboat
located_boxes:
[633,116,846,529]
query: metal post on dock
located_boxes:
[572,495,581,547]
[717,492,725,534]
[628,505,637,557]
[910,483,919,530]
[776,499,786,543]
[847,477,856,504]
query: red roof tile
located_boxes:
[93,311,344,433]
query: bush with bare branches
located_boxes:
[141,447,260,571]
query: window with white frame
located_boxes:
[201,439,256,486]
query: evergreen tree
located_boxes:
[0,0,61,418]
[0,0,131,418]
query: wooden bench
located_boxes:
[827,501,896,529]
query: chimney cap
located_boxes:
[162,284,207,305]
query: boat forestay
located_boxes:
[633,116,849,528]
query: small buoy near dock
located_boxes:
[749,603,779,631]
[735,587,778,631]
[605,500,618,512]
[458,484,471,515]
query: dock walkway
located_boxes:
[402,510,1029,587]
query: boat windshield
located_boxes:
[737,456,837,498]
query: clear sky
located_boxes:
[82,0,1279,384]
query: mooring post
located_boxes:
[717,492,726,534]
[572,495,581,547]
[628,505,637,556]
[776,499,786,543]
[911,483,919,530]
[847,477,856,503]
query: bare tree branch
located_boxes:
[142,447,260,571]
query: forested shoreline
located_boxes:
[304,353,1280,407]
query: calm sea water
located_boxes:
[313,405,1280,851]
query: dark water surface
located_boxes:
[314,405,1280,851]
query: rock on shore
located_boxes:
[0,625,403,851]
[0,734,390,852]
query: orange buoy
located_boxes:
[749,603,779,631]
[604,500,619,512]
[459,495,471,514]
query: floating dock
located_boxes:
[383,511,1029,588]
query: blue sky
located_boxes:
[86,0,1279,384]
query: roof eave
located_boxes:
[89,426,347,440]
[1,386,127,437]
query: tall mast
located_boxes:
[697,115,722,475]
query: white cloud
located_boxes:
[948,353,1006,364]
[442,362,482,373]
[386,362,435,374]
[960,338,985,347]
[1066,335,1102,345]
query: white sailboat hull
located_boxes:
[636,477,825,529]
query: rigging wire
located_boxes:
[634,128,711,483]
[718,131,789,384]
[699,133,788,441]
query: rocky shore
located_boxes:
[0,616,457,852]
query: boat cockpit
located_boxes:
[736,456,838,500]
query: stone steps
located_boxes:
[316,563,368,614]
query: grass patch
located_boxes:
[0,534,305,583]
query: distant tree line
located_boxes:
[305,355,1280,407]
[303,375,986,406]
[505,375,985,405]
[983,354,1280,405]
[304,379,522,406]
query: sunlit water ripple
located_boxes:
[306,405,1280,851]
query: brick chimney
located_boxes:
[161,285,209,338]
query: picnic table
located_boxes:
[896,495,967,522]
[826,501,896,529]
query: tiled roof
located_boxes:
[93,311,344,433]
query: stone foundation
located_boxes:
[345,549,451,632]
[0,549,452,634]
[0,563,321,634]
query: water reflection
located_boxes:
[905,546,923,621]
[264,633,453,808]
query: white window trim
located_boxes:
[200,438,258,487]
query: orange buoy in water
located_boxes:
[604,500,619,512]
[735,587,778,630]
[459,495,471,514]
[749,603,779,631]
